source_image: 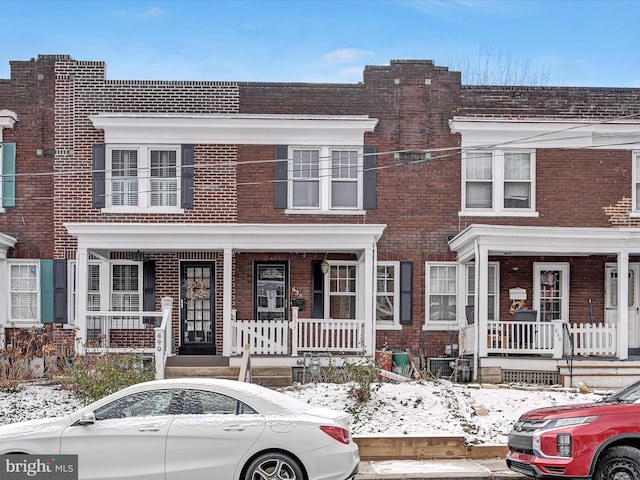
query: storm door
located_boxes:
[606,264,640,351]
[180,262,215,355]
[254,262,288,321]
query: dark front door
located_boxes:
[179,262,215,355]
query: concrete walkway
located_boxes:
[356,458,526,480]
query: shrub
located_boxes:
[62,353,155,403]
[323,356,381,404]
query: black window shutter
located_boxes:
[274,145,288,209]
[53,259,68,324]
[399,261,413,325]
[311,261,325,318]
[92,144,106,209]
[143,261,157,325]
[363,145,377,210]
[181,145,195,209]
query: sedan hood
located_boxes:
[0,416,70,439]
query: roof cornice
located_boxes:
[90,113,378,146]
[450,117,640,150]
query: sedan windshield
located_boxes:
[602,380,640,403]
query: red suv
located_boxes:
[507,380,640,480]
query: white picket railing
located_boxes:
[479,320,617,358]
[568,322,617,356]
[294,318,365,354]
[487,320,557,355]
[230,318,289,355]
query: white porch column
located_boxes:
[477,244,490,359]
[222,248,233,357]
[75,246,89,355]
[0,255,7,337]
[362,246,376,355]
[617,250,630,360]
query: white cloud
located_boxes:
[112,6,168,19]
[323,48,374,64]
[138,7,168,18]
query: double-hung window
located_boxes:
[376,262,400,329]
[328,263,357,319]
[425,262,458,328]
[106,145,180,212]
[289,146,362,212]
[463,150,536,216]
[67,261,142,333]
[466,263,499,321]
[9,261,39,324]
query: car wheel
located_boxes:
[244,452,304,480]
[595,446,640,480]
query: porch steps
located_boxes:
[164,358,293,387]
[559,359,640,389]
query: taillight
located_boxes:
[320,425,351,444]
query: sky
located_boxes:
[1,0,640,87]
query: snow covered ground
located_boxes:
[0,379,606,446]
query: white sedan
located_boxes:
[0,378,360,480]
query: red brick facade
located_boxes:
[4,54,640,364]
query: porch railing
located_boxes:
[154,297,174,380]
[480,320,617,357]
[487,320,558,355]
[229,307,365,356]
[230,314,289,356]
[84,310,167,353]
[567,322,617,356]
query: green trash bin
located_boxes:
[392,352,411,376]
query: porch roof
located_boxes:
[449,224,640,262]
[0,232,17,259]
[64,222,387,256]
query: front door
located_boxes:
[180,262,215,355]
[254,262,288,321]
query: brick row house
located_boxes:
[3,54,640,388]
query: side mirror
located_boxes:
[76,412,96,426]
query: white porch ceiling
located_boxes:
[64,223,387,253]
[449,224,640,262]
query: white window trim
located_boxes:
[460,149,538,217]
[68,259,143,323]
[376,261,401,331]
[8,259,40,326]
[465,262,500,322]
[285,145,365,215]
[103,144,184,214]
[424,262,459,331]
[324,260,358,320]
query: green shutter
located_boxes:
[1,142,16,207]
[40,259,54,323]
